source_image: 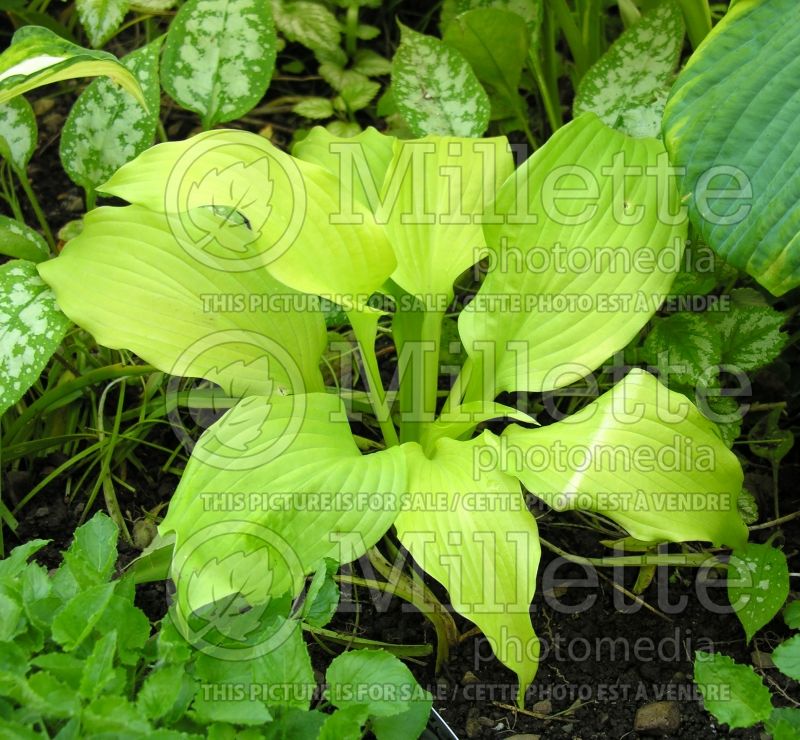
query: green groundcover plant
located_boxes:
[36,112,749,705]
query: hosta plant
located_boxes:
[38,113,748,705]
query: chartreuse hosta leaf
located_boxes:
[38,205,327,397]
[382,136,514,301]
[459,113,687,396]
[76,0,129,48]
[60,38,161,192]
[392,24,491,137]
[662,0,800,295]
[395,433,541,704]
[0,96,36,173]
[503,369,747,548]
[0,26,145,107]
[574,1,684,138]
[0,215,49,262]
[0,260,70,415]
[292,126,396,214]
[159,393,407,623]
[161,0,277,129]
[101,129,396,306]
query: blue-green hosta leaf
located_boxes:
[694,651,772,730]
[574,1,684,138]
[0,215,49,262]
[38,205,327,396]
[272,0,341,60]
[382,136,514,300]
[60,39,161,191]
[160,393,407,618]
[0,96,36,172]
[503,369,747,548]
[326,649,432,738]
[728,543,789,643]
[443,8,530,125]
[395,433,540,705]
[459,114,687,396]
[292,125,396,214]
[101,129,397,306]
[392,24,490,137]
[662,0,800,295]
[76,0,129,48]
[0,260,70,415]
[161,0,277,128]
[0,26,145,107]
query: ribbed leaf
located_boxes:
[503,369,747,548]
[662,0,800,295]
[459,114,686,395]
[38,205,327,396]
[395,433,540,705]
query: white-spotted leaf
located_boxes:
[0,260,70,415]
[0,96,36,173]
[0,215,49,262]
[61,39,161,192]
[161,0,277,128]
[391,24,490,137]
[574,1,684,138]
[76,0,129,48]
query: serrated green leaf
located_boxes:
[262,708,328,739]
[504,369,747,548]
[79,630,117,698]
[728,543,789,643]
[0,584,24,642]
[392,24,490,137]
[0,539,49,581]
[642,312,721,389]
[51,582,115,651]
[0,215,49,262]
[95,594,151,664]
[303,558,339,627]
[83,695,152,734]
[76,0,129,48]
[339,77,380,111]
[459,114,687,395]
[351,49,391,77]
[442,8,530,126]
[693,650,772,730]
[26,671,81,719]
[292,97,334,119]
[772,634,800,680]
[396,434,540,705]
[272,0,341,58]
[317,705,368,740]
[63,511,118,584]
[60,38,161,191]
[0,97,36,172]
[0,260,71,416]
[161,0,277,128]
[0,26,145,107]
[708,290,787,372]
[38,204,328,398]
[137,664,191,721]
[574,1,683,138]
[766,707,800,740]
[326,649,431,725]
[662,0,800,295]
[736,488,758,525]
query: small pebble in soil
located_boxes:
[506,735,541,740]
[531,699,552,714]
[461,671,479,684]
[465,707,482,738]
[634,701,681,736]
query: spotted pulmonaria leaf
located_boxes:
[0,26,145,108]
[60,39,161,192]
[0,215,49,262]
[574,1,684,138]
[0,96,36,173]
[728,543,789,643]
[161,0,278,128]
[0,260,70,415]
[391,24,490,137]
[76,0,129,48]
